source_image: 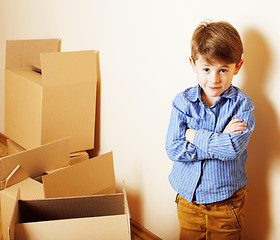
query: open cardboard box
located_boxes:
[4,39,98,152]
[1,152,131,240]
[10,186,130,240]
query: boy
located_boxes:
[165,21,255,240]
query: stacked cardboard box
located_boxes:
[4,39,97,152]
[1,39,131,240]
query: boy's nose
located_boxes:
[210,73,220,83]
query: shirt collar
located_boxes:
[187,85,201,102]
[187,84,237,102]
[220,85,237,99]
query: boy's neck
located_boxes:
[201,92,219,107]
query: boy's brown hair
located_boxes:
[191,21,243,65]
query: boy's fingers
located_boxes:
[238,123,247,128]
[233,130,243,135]
[227,119,243,127]
[231,118,244,123]
[232,122,247,128]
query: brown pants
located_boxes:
[176,186,247,240]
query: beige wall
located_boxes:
[1,1,280,239]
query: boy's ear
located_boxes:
[234,59,244,75]
[189,57,197,72]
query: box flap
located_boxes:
[0,137,70,190]
[4,165,29,189]
[40,50,97,85]
[39,51,98,152]
[1,178,44,200]
[41,82,96,152]
[43,152,116,198]
[5,39,61,69]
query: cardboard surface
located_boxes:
[7,139,25,156]
[4,39,97,152]
[43,152,116,198]
[69,151,89,165]
[19,193,124,222]
[1,178,44,240]
[0,137,70,190]
[5,69,42,149]
[5,39,61,69]
[15,215,129,240]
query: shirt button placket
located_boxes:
[209,109,215,131]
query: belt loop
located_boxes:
[175,193,180,204]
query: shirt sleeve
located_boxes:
[193,97,255,161]
[165,94,210,162]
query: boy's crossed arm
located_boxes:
[165,95,255,162]
[185,118,247,144]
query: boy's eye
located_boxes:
[203,68,210,72]
[220,69,228,73]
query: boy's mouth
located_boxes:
[209,86,221,90]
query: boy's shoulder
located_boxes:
[174,85,198,103]
[228,85,253,103]
[223,86,255,112]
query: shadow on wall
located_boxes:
[89,51,101,158]
[242,29,280,240]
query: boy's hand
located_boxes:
[185,129,197,144]
[223,118,247,135]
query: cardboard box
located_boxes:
[0,137,70,190]
[1,178,44,240]
[10,187,130,240]
[4,39,98,152]
[4,152,131,240]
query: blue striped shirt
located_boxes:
[166,84,255,204]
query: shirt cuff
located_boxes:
[194,129,213,153]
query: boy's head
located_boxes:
[189,21,244,106]
[191,21,243,65]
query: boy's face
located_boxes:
[190,55,243,104]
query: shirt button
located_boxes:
[196,172,199,175]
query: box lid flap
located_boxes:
[0,137,70,189]
[6,39,61,69]
[43,152,116,198]
[40,50,97,86]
